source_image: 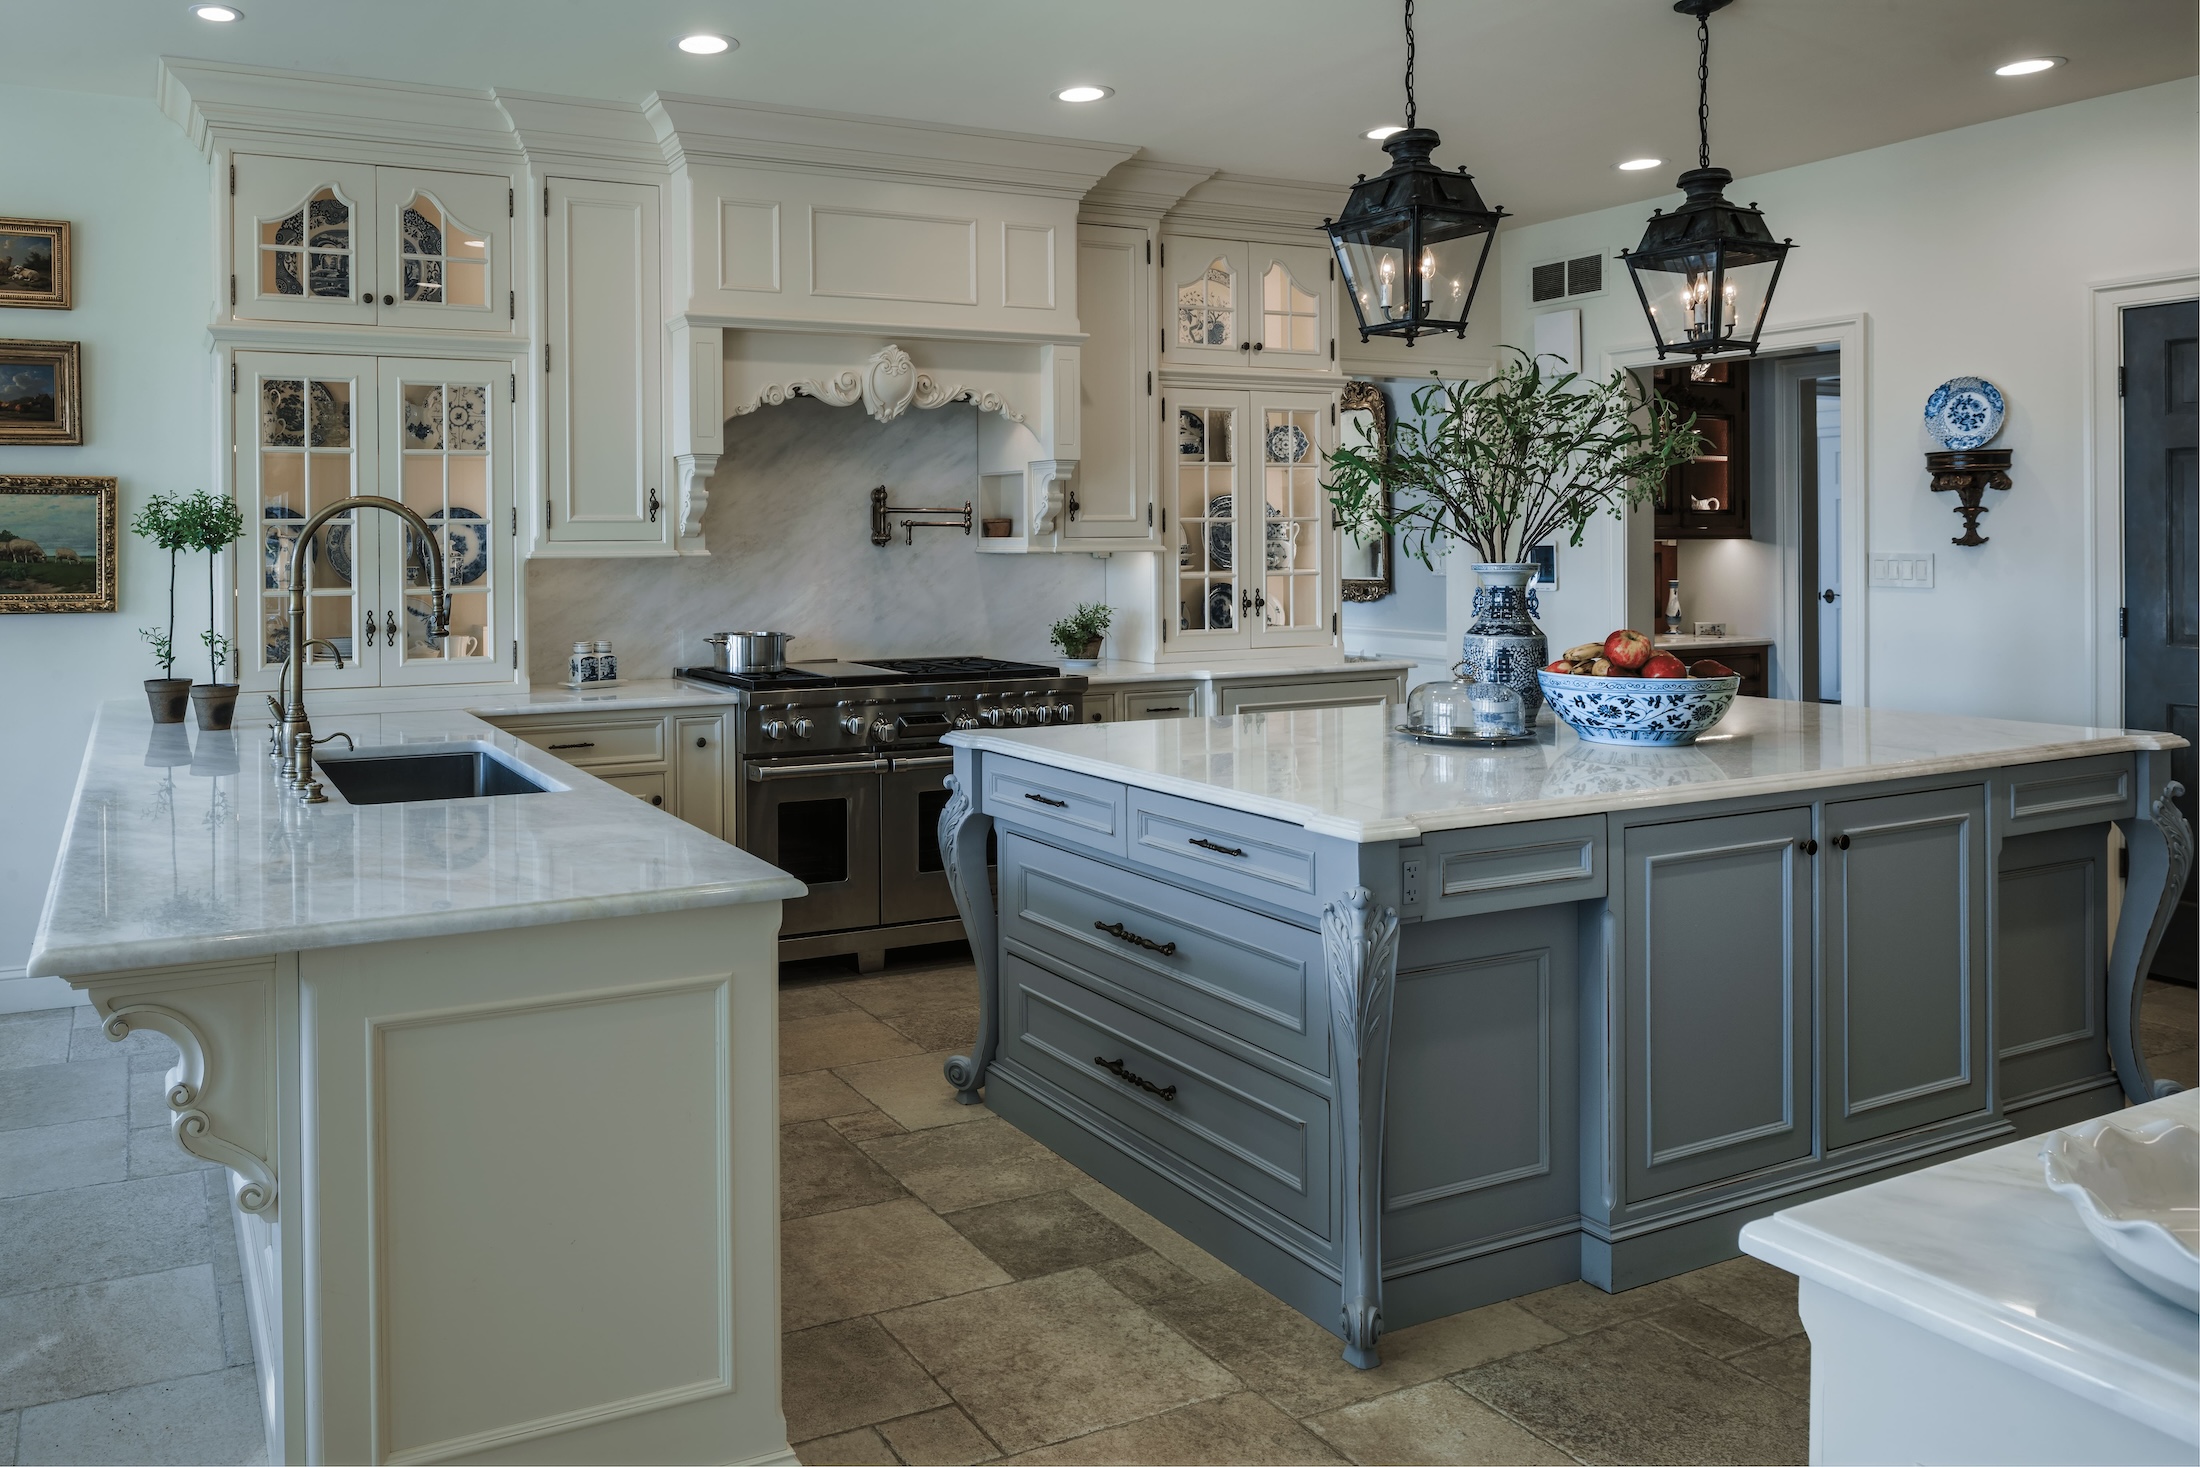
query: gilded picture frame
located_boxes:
[1338,379,1393,602]
[0,338,82,446]
[0,218,72,310]
[0,475,117,613]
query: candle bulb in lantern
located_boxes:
[1722,281,1737,333]
[1378,255,1395,312]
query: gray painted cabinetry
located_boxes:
[940,730,2190,1368]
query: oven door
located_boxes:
[879,752,961,926]
[744,756,884,937]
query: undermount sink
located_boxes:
[315,743,559,805]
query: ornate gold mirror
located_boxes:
[1338,380,1393,601]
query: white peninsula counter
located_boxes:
[937,699,2191,1370]
[29,701,804,1466]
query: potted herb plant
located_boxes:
[179,489,248,731]
[131,492,194,723]
[1325,349,1701,717]
[1048,602,1114,668]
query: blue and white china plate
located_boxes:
[1924,376,2005,451]
[1178,409,1206,458]
[1206,583,1235,630]
[1265,423,1310,464]
[263,505,305,590]
[426,507,488,586]
[1207,494,1235,570]
[323,521,352,586]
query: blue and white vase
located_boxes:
[1462,562,1547,722]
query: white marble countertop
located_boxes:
[1741,1092,2200,1445]
[464,678,741,715]
[27,701,803,981]
[945,698,2184,843]
[1080,655,1414,687]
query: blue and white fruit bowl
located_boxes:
[1537,670,1740,747]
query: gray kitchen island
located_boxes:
[937,700,2191,1368]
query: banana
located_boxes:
[1562,642,1605,663]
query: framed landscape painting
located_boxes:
[0,339,81,445]
[0,218,71,309]
[0,476,116,612]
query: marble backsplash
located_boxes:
[526,397,1106,682]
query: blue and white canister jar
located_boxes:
[592,640,617,684]
[1461,562,1548,722]
[570,640,598,685]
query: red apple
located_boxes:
[1545,658,1574,674]
[1603,628,1654,669]
[1641,651,1688,679]
[1690,658,1738,679]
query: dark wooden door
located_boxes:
[2123,299,2198,982]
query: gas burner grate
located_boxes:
[862,656,1061,678]
[675,665,836,690]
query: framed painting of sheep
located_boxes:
[0,339,81,445]
[0,218,71,310]
[0,476,115,612]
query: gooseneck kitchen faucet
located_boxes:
[273,496,448,803]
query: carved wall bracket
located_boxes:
[675,451,720,543]
[1927,449,2013,547]
[105,1003,278,1213]
[729,344,1026,426]
[1324,886,1402,1370]
[1027,459,1075,536]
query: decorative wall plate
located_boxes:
[1924,376,2005,451]
[1206,582,1235,630]
[1206,494,1235,570]
[1178,408,1205,458]
[1265,423,1311,463]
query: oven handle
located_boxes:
[888,754,955,772]
[746,758,887,782]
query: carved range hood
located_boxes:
[649,94,1137,551]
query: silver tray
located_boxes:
[1394,723,1539,747]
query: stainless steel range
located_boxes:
[676,656,1087,969]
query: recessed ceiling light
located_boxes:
[1616,157,1663,171]
[1365,125,1405,140]
[676,33,735,55]
[188,4,243,19]
[1994,56,2064,76]
[1056,85,1113,102]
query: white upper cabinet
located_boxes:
[542,177,668,553]
[1161,234,1336,374]
[1064,224,1155,549]
[230,157,517,335]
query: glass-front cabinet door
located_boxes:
[1250,244,1333,370]
[1162,236,1247,368]
[378,357,512,686]
[1254,392,1334,641]
[376,168,511,335]
[232,158,379,328]
[1166,389,1337,649]
[237,353,382,692]
[1169,393,1244,642]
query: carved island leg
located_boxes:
[2108,777,2193,1103]
[939,773,1000,1105]
[1325,887,1401,1370]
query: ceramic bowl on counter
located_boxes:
[1537,669,1739,747]
[2040,1095,2199,1312]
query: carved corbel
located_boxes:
[104,1004,277,1213]
[937,770,1000,1104]
[1028,460,1077,537]
[676,452,719,544]
[1324,886,1401,1370]
[1927,449,2013,547]
[2109,775,2194,1102]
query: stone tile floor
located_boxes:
[1,967,2193,1465]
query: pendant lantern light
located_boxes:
[1621,0,1794,359]
[1325,0,1506,347]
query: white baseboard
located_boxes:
[0,967,85,1015]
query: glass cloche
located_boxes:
[1403,664,1530,741]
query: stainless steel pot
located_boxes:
[706,631,795,674]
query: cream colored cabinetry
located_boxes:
[233,351,517,697]
[1082,683,1199,723]
[1160,234,1336,374]
[490,709,729,835]
[1085,671,1404,721]
[1215,674,1403,714]
[229,156,517,334]
[1064,224,1157,549]
[541,177,669,554]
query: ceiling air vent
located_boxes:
[1530,252,1607,304]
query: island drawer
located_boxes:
[1126,789,1327,917]
[1999,756,2135,837]
[498,716,668,769]
[1001,952,1332,1238]
[999,833,1327,1076]
[981,755,1128,857]
[1415,814,1607,919]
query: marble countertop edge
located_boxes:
[1740,1213,2200,1444]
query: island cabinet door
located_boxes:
[1820,785,1990,1149]
[1622,806,1814,1203]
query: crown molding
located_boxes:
[159,57,520,160]
[494,89,671,173]
[1166,170,1347,241]
[1079,157,1215,224]
[645,92,1136,199]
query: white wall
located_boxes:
[0,84,212,1005]
[1475,78,2200,724]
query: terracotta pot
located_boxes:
[144,678,192,724]
[1078,638,1103,660]
[190,683,240,732]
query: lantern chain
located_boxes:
[1696,8,1712,170]
[1403,0,1417,130]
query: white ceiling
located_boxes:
[6,0,2193,223]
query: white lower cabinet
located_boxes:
[490,710,728,834]
[1086,670,1404,721]
[1216,675,1402,714]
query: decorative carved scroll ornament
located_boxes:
[730,344,1025,426]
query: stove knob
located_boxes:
[789,716,815,740]
[871,716,900,744]
[760,718,789,741]
[979,706,1012,728]
[1008,703,1035,726]
[1049,703,1076,724]
[839,706,868,736]
[952,712,981,731]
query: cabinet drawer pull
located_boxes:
[1143,705,1182,713]
[1094,919,1177,956]
[1094,1055,1176,1102]
[1188,836,1248,858]
[1024,791,1070,808]
[1832,833,1851,850]
[650,794,663,806]
[548,741,596,750]
[695,736,708,748]
[1798,837,1819,855]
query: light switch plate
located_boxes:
[1870,553,1935,588]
